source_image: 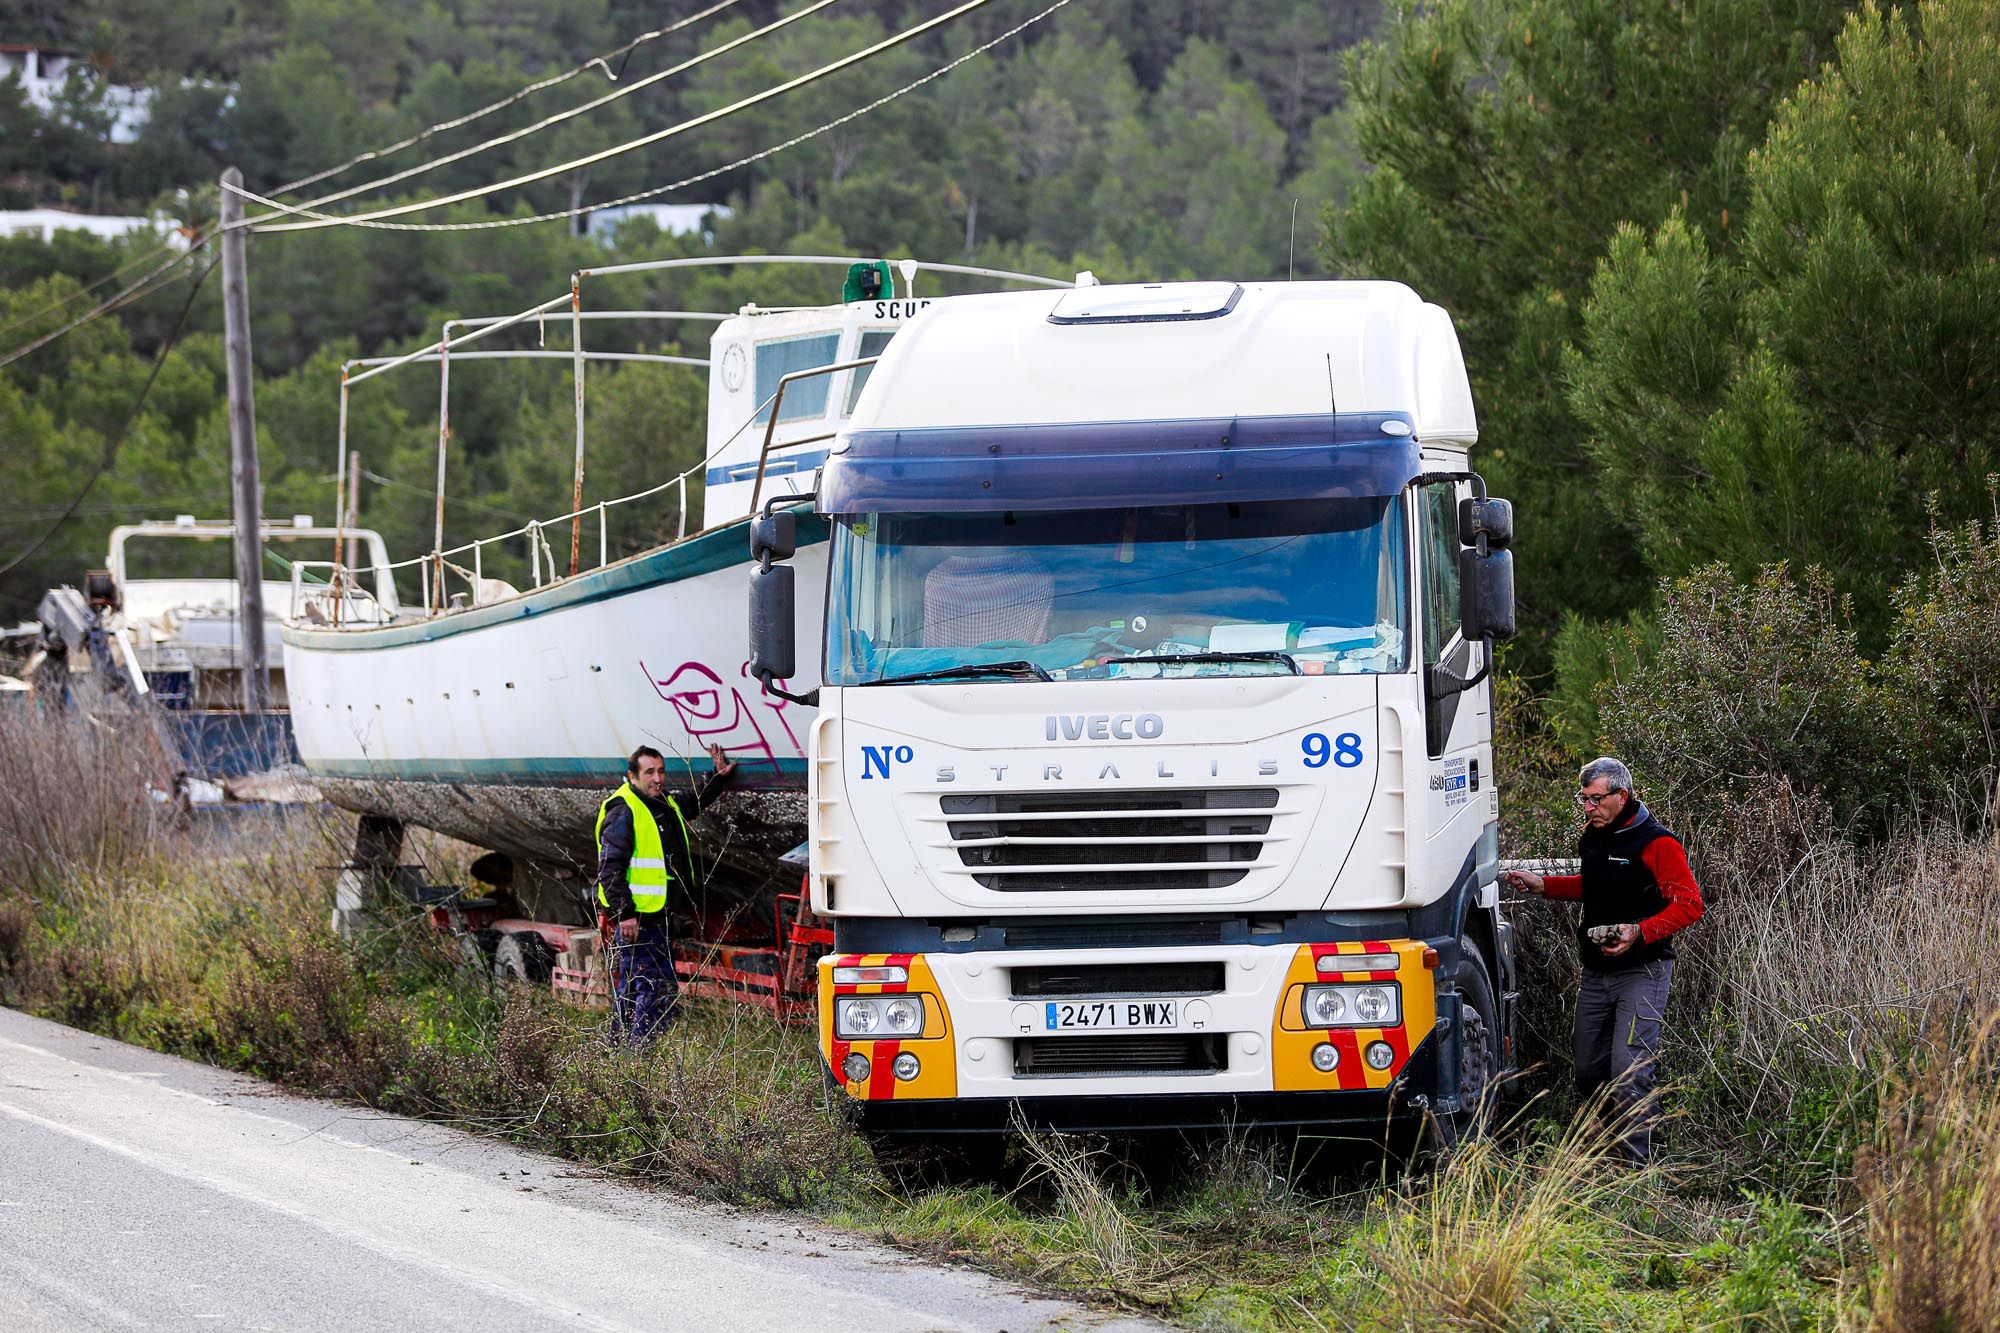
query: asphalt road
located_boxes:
[0,1007,1159,1332]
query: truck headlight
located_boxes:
[835,995,926,1038]
[838,998,878,1036]
[881,997,922,1034]
[1353,986,1393,1024]
[1305,987,1347,1025]
[1301,983,1401,1029]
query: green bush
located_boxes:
[1884,491,2000,802]
[1599,562,1893,831]
[1703,1193,1838,1329]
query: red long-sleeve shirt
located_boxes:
[1542,836,1704,944]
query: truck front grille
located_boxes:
[1010,961,1226,998]
[937,788,1278,892]
[1014,1034,1228,1078]
[1001,918,1227,949]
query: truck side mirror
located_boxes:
[1459,547,1517,642]
[1458,496,1513,550]
[750,510,796,562]
[748,562,796,682]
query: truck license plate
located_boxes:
[1044,1000,1178,1031]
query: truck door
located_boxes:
[1418,479,1489,851]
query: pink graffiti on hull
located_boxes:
[641,658,805,775]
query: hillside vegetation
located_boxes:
[0,0,1372,616]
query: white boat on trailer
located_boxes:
[279,256,1075,920]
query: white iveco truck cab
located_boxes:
[747,280,1517,1138]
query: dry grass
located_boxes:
[1652,792,2000,1198]
[0,707,863,1211]
[1679,793,2000,1079]
[1503,767,2000,1190]
[1365,1103,1645,1330]
[0,703,170,891]
[1854,1025,2000,1331]
[1013,1127,1156,1285]
[0,706,1972,1327]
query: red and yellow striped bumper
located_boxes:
[1270,940,1438,1091]
[821,953,957,1101]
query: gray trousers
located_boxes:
[1573,959,1673,1163]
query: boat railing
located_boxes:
[307,255,1077,628]
[291,360,860,625]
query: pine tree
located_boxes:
[1568,0,2000,639]
[1322,0,1853,650]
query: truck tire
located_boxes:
[493,931,554,986]
[1431,936,1501,1150]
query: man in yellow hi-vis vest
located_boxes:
[596,742,735,1039]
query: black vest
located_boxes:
[1576,800,1679,972]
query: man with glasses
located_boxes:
[1504,757,1703,1162]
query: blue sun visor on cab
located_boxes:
[817,414,1422,514]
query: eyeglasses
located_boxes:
[1575,790,1622,808]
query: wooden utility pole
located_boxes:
[220,167,268,715]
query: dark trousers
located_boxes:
[1574,958,1673,1163]
[612,914,679,1042]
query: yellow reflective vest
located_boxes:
[594,781,687,915]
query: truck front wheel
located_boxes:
[1431,936,1501,1149]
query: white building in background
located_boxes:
[0,44,155,144]
[579,203,730,246]
[0,208,182,244]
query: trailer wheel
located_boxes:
[1430,936,1501,1151]
[458,927,502,970]
[493,931,554,986]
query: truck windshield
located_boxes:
[825,497,1408,685]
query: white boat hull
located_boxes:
[281,519,826,889]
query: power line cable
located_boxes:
[289,0,837,214]
[0,225,207,345]
[271,0,752,195]
[0,3,750,339]
[234,0,1068,235]
[0,242,209,371]
[0,491,234,521]
[0,6,748,338]
[235,0,1002,234]
[0,257,218,578]
[0,0,1051,366]
[357,469,535,525]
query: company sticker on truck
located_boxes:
[1432,756,1470,809]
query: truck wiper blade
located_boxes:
[1115,650,1301,675]
[864,659,1055,686]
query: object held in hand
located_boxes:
[1586,924,1628,946]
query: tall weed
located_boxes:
[0,704,169,892]
[1014,1129,1156,1288]
[1366,1107,1646,1329]
[1855,1027,2000,1330]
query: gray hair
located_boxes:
[1579,756,1633,793]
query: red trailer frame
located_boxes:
[440,879,831,1026]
